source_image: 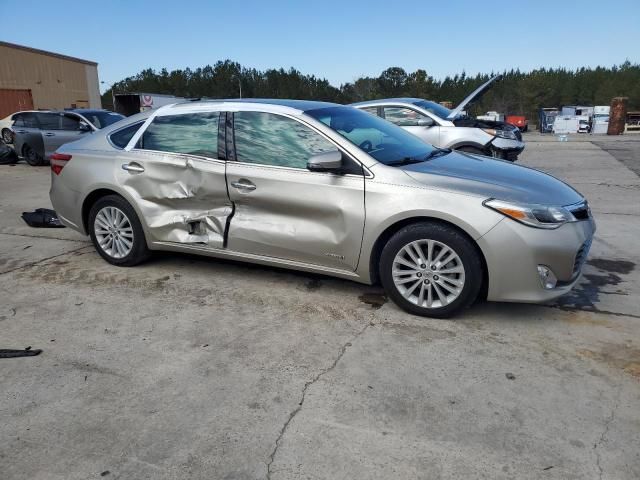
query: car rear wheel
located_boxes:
[88,195,150,267]
[22,144,44,166]
[380,222,482,318]
[1,128,13,144]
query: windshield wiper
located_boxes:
[386,148,452,167]
[385,157,427,166]
[424,147,452,160]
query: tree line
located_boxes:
[102,60,640,120]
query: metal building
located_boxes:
[0,41,101,118]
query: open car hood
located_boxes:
[447,75,502,120]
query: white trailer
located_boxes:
[113,93,190,116]
[553,116,580,134]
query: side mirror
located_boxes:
[417,118,434,127]
[307,150,342,172]
[78,121,92,132]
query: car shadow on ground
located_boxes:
[144,251,636,321]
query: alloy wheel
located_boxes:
[94,206,134,259]
[392,239,466,309]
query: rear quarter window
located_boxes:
[109,122,144,149]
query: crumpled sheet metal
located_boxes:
[121,153,231,247]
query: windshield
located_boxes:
[412,100,453,120]
[80,111,125,129]
[306,106,435,165]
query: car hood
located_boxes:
[402,151,583,206]
[447,75,502,120]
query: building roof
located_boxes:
[0,41,98,66]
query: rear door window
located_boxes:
[109,121,144,149]
[36,113,61,130]
[139,112,220,159]
[361,106,380,117]
[382,107,424,126]
[60,114,81,131]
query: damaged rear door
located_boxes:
[118,111,231,247]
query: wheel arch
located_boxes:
[449,141,489,153]
[367,216,489,300]
[82,188,121,233]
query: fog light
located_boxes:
[537,265,558,290]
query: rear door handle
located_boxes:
[231,180,256,191]
[15,130,27,134]
[44,133,55,137]
[122,162,145,173]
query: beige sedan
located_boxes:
[49,100,595,318]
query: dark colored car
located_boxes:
[13,109,124,165]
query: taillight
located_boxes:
[50,153,72,175]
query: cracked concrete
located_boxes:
[266,320,374,479]
[593,389,620,480]
[1,135,640,479]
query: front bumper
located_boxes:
[477,216,596,303]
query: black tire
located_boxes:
[379,222,483,318]
[1,128,13,145]
[88,194,150,267]
[456,146,486,156]
[23,144,44,166]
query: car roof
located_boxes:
[171,98,340,113]
[351,98,427,107]
[69,109,115,114]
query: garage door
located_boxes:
[0,89,34,118]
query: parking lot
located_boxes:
[1,135,639,479]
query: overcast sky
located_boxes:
[3,0,639,92]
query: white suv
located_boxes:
[351,76,525,161]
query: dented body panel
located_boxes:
[226,162,364,270]
[116,150,231,247]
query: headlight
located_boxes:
[482,128,517,140]
[483,199,576,229]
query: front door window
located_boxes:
[233,111,336,168]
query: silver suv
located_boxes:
[50,100,593,318]
[351,76,525,161]
[13,109,124,165]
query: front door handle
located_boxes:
[231,180,256,191]
[15,130,27,134]
[122,162,145,173]
[44,133,56,137]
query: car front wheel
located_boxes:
[88,195,150,266]
[380,222,483,318]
